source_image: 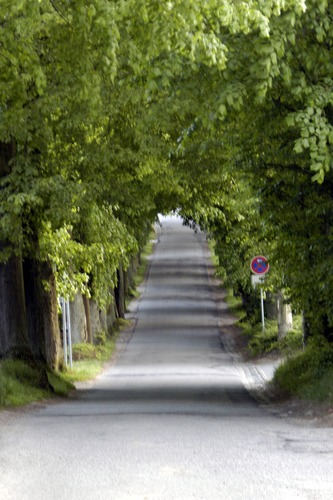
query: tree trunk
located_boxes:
[0,255,33,360]
[23,257,45,361]
[276,290,293,340]
[0,142,33,359]
[23,257,64,369]
[69,294,88,344]
[302,311,311,346]
[124,256,138,295]
[265,291,277,320]
[115,264,126,319]
[83,294,93,343]
[39,261,62,370]
[89,299,102,340]
[107,288,117,334]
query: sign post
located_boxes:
[60,297,73,368]
[250,256,269,332]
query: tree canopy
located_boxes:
[1,0,333,365]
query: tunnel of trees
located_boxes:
[1,0,333,369]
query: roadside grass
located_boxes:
[224,290,333,403]
[60,334,119,383]
[0,326,126,409]
[0,360,51,407]
[225,289,303,357]
[243,318,303,358]
[273,342,333,403]
[225,289,246,322]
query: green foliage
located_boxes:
[244,320,303,357]
[0,337,118,407]
[274,341,333,401]
[61,338,117,383]
[174,0,333,344]
[244,320,279,356]
[133,232,155,288]
[72,343,104,361]
[225,289,246,321]
[1,0,333,370]
[0,360,72,407]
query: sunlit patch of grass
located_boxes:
[0,360,73,407]
[0,336,119,408]
[59,337,117,384]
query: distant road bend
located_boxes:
[1,215,333,500]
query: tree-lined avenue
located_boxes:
[1,216,333,499]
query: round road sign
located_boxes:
[250,255,269,275]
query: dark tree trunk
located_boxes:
[265,291,277,320]
[115,264,126,319]
[83,294,93,343]
[0,140,33,359]
[23,257,45,361]
[0,255,33,360]
[39,261,62,370]
[124,256,138,295]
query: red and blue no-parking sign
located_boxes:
[250,255,269,275]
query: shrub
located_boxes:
[72,343,101,361]
[0,360,49,407]
[274,341,333,400]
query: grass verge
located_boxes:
[225,289,246,322]
[60,334,120,383]
[224,291,333,404]
[208,244,333,405]
[225,289,303,357]
[0,321,131,409]
[273,341,333,402]
[0,359,74,407]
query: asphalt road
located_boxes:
[1,215,333,500]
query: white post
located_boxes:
[61,298,68,367]
[260,287,265,332]
[66,299,73,369]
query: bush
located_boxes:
[0,360,49,407]
[72,343,102,361]
[94,330,108,345]
[247,320,279,356]
[274,341,333,400]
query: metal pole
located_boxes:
[61,298,68,367]
[260,287,265,332]
[66,299,73,369]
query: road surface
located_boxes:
[1,215,333,499]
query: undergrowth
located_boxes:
[0,322,134,409]
[225,289,303,357]
[225,290,333,403]
[243,319,303,357]
[61,336,118,383]
[0,360,73,407]
[134,233,155,288]
[274,340,333,402]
